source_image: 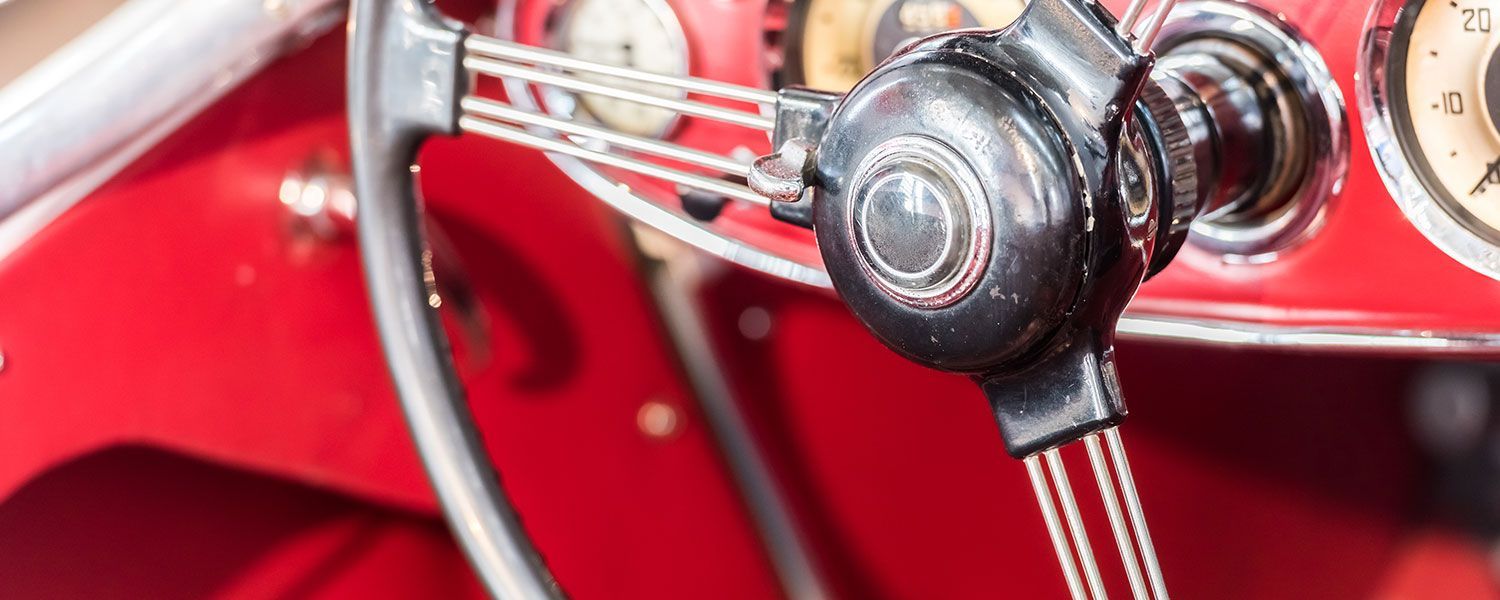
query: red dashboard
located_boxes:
[1,0,1499,598]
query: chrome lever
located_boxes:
[463,35,851,234]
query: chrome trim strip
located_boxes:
[0,0,343,264]
[585,168,833,288]
[1117,314,1500,353]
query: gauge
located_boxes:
[1392,0,1500,236]
[785,0,1027,91]
[1362,0,1500,278]
[549,0,688,137]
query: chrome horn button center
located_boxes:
[857,165,960,280]
[848,136,991,308]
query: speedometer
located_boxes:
[785,0,1027,91]
[1363,0,1500,278]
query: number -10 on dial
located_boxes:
[1390,0,1500,241]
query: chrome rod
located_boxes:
[465,35,778,107]
[461,97,750,177]
[1118,0,1151,38]
[1045,448,1109,600]
[465,56,775,131]
[1105,428,1170,600]
[1025,455,1089,600]
[1136,0,1180,50]
[460,116,767,205]
[1086,435,1151,600]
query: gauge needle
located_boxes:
[1469,155,1500,196]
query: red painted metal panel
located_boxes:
[0,0,1495,598]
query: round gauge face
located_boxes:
[1391,0,1500,243]
[789,0,1028,91]
[554,0,688,138]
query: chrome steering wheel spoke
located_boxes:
[459,35,778,206]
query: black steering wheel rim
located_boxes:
[348,0,563,597]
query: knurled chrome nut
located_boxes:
[1140,74,1200,229]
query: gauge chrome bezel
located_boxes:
[1359,0,1500,279]
[533,0,692,140]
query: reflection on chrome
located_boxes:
[1118,314,1500,352]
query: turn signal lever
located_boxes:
[351,0,1343,597]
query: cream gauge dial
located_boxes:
[1395,0,1500,238]
[788,0,1028,91]
[1364,0,1500,278]
[551,0,688,138]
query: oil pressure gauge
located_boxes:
[784,0,1027,91]
[1362,0,1500,278]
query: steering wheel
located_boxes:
[346,0,1342,597]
